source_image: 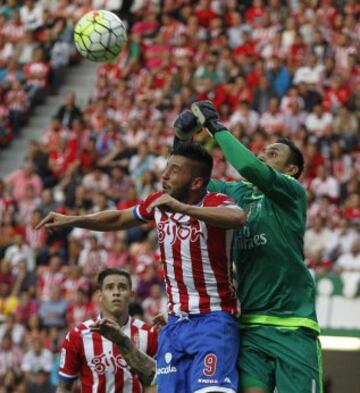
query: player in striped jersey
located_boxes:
[37,143,247,393]
[57,268,158,393]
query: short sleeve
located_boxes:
[134,191,163,222]
[146,328,158,358]
[204,193,239,209]
[58,329,82,380]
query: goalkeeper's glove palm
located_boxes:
[191,101,228,136]
[173,109,202,141]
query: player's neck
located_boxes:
[185,189,207,206]
[103,311,129,327]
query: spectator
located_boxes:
[336,238,360,272]
[17,184,41,225]
[266,55,292,98]
[78,235,107,277]
[283,100,306,134]
[293,53,324,86]
[23,47,50,105]
[259,96,285,134]
[66,287,96,328]
[81,166,110,196]
[27,370,55,393]
[106,236,130,268]
[305,104,333,136]
[333,105,358,137]
[4,160,43,203]
[4,233,34,272]
[37,255,65,301]
[128,141,155,181]
[0,314,26,345]
[55,91,82,129]
[37,188,59,216]
[310,165,340,201]
[229,101,259,133]
[40,116,68,152]
[343,192,360,224]
[21,337,53,379]
[0,178,15,226]
[20,0,43,31]
[0,334,22,379]
[252,74,277,113]
[38,284,68,329]
[26,141,54,188]
[15,290,38,326]
[105,165,134,202]
[5,80,29,134]
[304,216,337,258]
[142,282,167,323]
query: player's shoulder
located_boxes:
[65,318,97,341]
[280,173,307,199]
[204,192,236,207]
[131,317,155,333]
[142,191,164,204]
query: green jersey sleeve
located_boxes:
[214,131,305,206]
[208,179,226,193]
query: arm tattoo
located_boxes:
[56,378,74,393]
[117,336,156,386]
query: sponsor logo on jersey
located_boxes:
[197,378,219,384]
[90,351,127,375]
[158,219,205,245]
[236,225,267,250]
[157,352,177,375]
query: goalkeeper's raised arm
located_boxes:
[190,100,305,203]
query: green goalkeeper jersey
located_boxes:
[208,131,319,333]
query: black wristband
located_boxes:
[206,119,229,135]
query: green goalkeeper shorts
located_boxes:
[239,325,323,393]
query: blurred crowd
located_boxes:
[0,0,83,148]
[0,0,359,391]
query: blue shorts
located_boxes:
[156,311,240,393]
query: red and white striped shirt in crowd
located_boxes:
[0,345,23,378]
[58,316,158,393]
[5,88,28,112]
[134,192,239,316]
[25,223,47,249]
[38,268,65,301]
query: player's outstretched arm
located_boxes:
[149,194,246,229]
[56,379,74,393]
[191,101,273,190]
[35,208,141,232]
[91,319,156,386]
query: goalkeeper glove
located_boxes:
[173,110,202,141]
[191,100,228,136]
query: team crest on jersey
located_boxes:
[90,351,127,375]
[157,352,177,375]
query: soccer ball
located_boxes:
[74,10,127,62]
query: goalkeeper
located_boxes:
[173,102,322,393]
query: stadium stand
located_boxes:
[0,0,359,392]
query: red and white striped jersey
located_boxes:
[58,316,158,393]
[134,192,239,316]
